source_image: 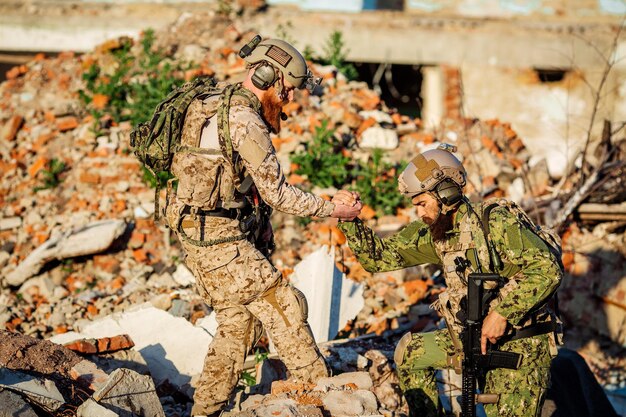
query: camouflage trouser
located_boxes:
[396,328,553,417]
[177,217,328,416]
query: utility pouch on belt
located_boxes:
[239,214,256,234]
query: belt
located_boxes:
[181,205,240,220]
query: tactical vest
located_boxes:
[432,201,555,338]
[171,84,261,211]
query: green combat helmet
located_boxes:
[239,35,321,92]
[398,144,467,212]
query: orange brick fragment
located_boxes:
[79,172,100,184]
[107,334,134,352]
[132,249,148,263]
[56,116,79,132]
[359,205,377,221]
[28,156,49,178]
[112,199,127,213]
[32,132,55,151]
[129,231,146,248]
[64,339,98,354]
[271,380,316,395]
[330,226,346,245]
[91,94,109,110]
[402,279,429,304]
[356,117,376,138]
[2,115,24,141]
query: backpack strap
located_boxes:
[216,83,262,203]
[478,201,503,272]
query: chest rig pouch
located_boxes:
[170,84,265,246]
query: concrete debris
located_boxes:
[77,398,120,417]
[290,246,364,343]
[359,127,399,150]
[4,219,126,287]
[322,389,379,416]
[92,368,165,417]
[172,263,196,287]
[0,217,21,231]
[70,359,110,391]
[0,368,64,412]
[0,388,38,417]
[50,304,212,390]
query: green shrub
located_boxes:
[34,158,66,192]
[321,30,358,81]
[289,122,407,218]
[78,29,190,133]
[352,149,407,216]
[291,120,351,189]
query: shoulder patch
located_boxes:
[230,106,271,171]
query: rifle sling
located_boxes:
[501,320,557,343]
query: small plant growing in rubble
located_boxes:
[34,158,66,192]
[353,149,407,216]
[79,29,190,133]
[321,30,358,81]
[291,120,351,189]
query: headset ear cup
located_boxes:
[251,63,277,90]
[436,179,462,206]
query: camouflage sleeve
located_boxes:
[338,219,440,273]
[488,207,562,325]
[230,107,334,217]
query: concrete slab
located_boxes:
[5,219,126,286]
[0,368,64,412]
[0,388,39,417]
[50,303,212,389]
[290,246,364,343]
[93,368,165,417]
[76,398,119,417]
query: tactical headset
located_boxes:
[433,178,463,207]
[251,61,279,90]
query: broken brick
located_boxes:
[79,172,101,184]
[28,156,49,178]
[1,115,24,141]
[56,116,79,132]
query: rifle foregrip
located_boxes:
[480,351,522,369]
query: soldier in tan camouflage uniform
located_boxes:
[165,37,362,417]
[334,146,562,417]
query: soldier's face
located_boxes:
[411,193,441,225]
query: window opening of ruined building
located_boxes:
[352,62,423,118]
[534,68,568,83]
[0,51,59,82]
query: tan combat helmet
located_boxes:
[239,35,321,92]
[398,144,466,210]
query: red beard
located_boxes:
[260,87,286,134]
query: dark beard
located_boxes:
[260,88,285,134]
[430,211,455,242]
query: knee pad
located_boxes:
[394,331,413,366]
[290,286,309,321]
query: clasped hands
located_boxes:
[330,190,363,221]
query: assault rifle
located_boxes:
[460,272,522,417]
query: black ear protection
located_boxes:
[434,179,463,206]
[251,62,279,90]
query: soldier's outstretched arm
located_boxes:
[232,110,334,218]
[488,207,563,326]
[338,219,440,273]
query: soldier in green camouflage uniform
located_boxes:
[165,38,362,417]
[335,146,562,417]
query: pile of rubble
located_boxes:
[1,3,625,416]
